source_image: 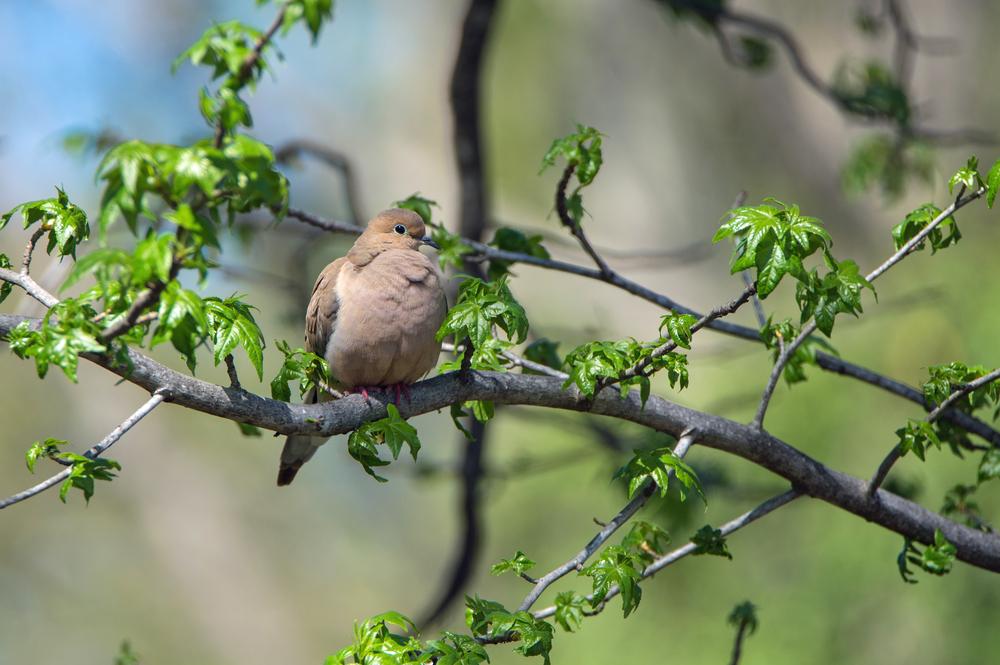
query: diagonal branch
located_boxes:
[753,186,986,429]
[516,433,695,613]
[867,366,1000,495]
[0,390,167,510]
[532,488,801,620]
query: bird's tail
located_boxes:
[276,386,328,486]
[277,434,327,486]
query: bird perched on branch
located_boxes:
[277,208,447,486]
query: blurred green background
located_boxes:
[1,1,999,663]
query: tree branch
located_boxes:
[0,390,167,510]
[3,312,998,571]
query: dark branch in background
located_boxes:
[868,367,1000,495]
[667,0,995,145]
[281,207,1000,448]
[419,0,501,629]
[4,312,999,572]
[275,140,366,225]
[0,390,166,510]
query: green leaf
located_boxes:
[553,592,586,633]
[948,156,982,194]
[56,453,121,504]
[437,276,529,372]
[540,124,604,186]
[25,438,67,473]
[393,193,439,225]
[986,159,1000,208]
[173,21,266,82]
[895,419,941,461]
[920,529,957,575]
[270,339,331,402]
[620,520,670,564]
[2,188,90,258]
[691,524,732,559]
[794,259,874,337]
[727,601,759,636]
[204,295,265,380]
[841,134,934,198]
[491,550,536,577]
[0,254,12,304]
[346,405,421,481]
[487,227,551,280]
[978,448,1000,484]
[940,484,991,532]
[891,203,959,254]
[714,199,830,298]
[522,338,562,371]
[562,338,688,400]
[659,313,697,349]
[8,299,106,382]
[283,0,335,42]
[614,445,703,502]
[580,545,642,618]
[831,59,910,124]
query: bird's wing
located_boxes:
[304,257,347,357]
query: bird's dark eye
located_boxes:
[393,224,407,235]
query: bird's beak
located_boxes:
[420,235,440,250]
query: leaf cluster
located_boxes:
[2,187,89,258]
[897,529,957,583]
[540,124,604,225]
[759,317,837,385]
[487,228,550,281]
[614,446,704,502]
[437,276,529,372]
[346,405,421,482]
[25,437,120,504]
[562,339,688,404]
[466,597,554,664]
[270,339,332,401]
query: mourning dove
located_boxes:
[277,208,447,486]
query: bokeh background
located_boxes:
[2,1,999,663]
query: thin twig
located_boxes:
[275,140,366,225]
[516,433,695,613]
[753,186,986,429]
[0,391,167,510]
[531,489,801,620]
[224,353,241,389]
[20,228,46,275]
[213,4,288,148]
[868,366,1000,495]
[554,164,614,277]
[0,267,59,309]
[613,283,757,386]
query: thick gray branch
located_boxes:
[2,313,998,571]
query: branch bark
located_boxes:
[3,312,998,571]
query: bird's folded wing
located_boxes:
[305,257,346,357]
